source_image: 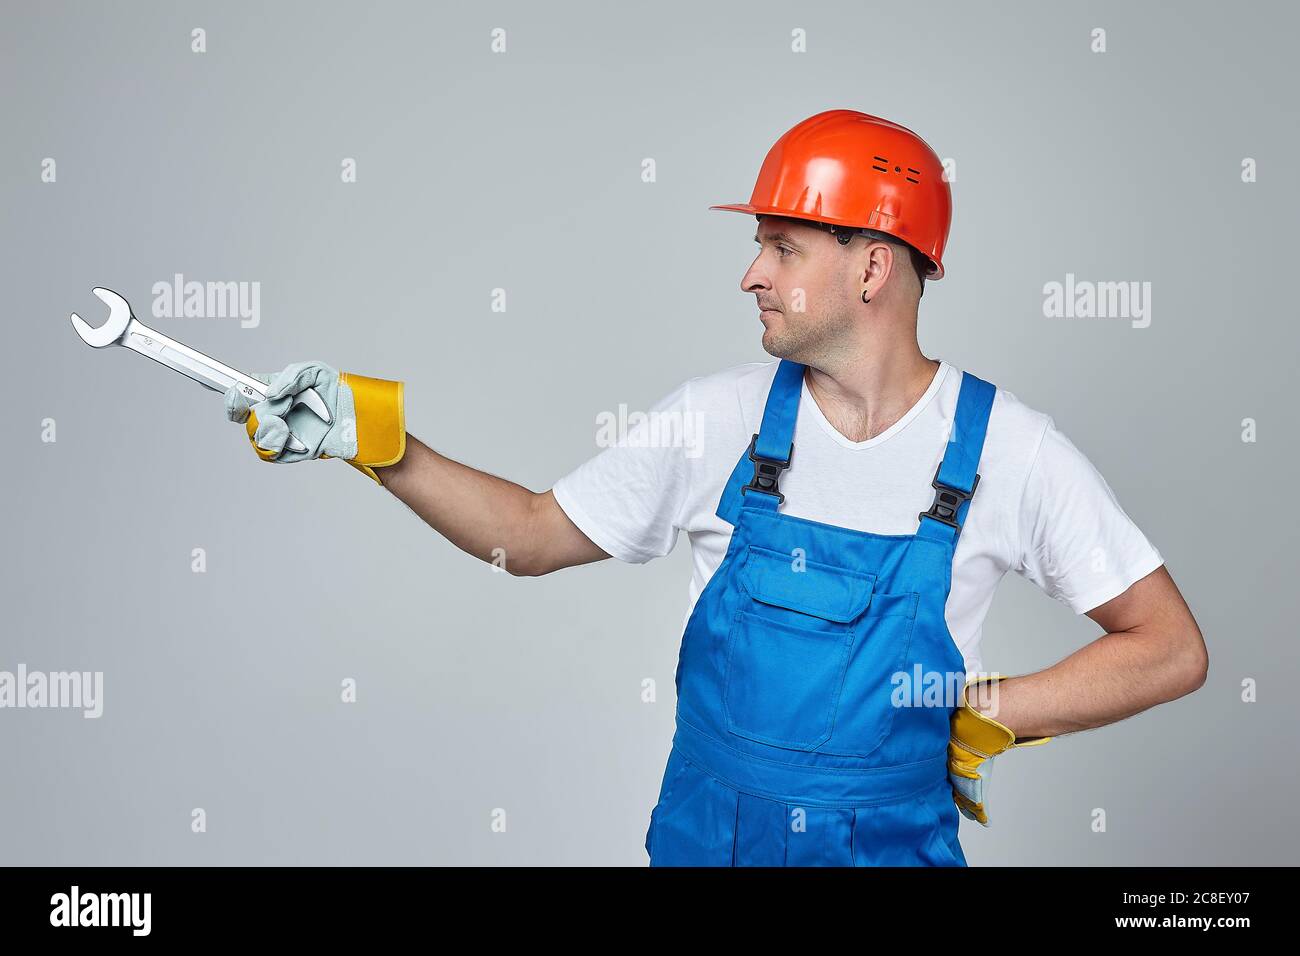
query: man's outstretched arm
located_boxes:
[374,434,611,577]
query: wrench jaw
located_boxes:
[69,287,133,348]
[295,387,332,425]
[241,389,326,454]
[267,413,312,455]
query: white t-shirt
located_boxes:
[552,360,1165,678]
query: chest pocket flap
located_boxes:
[739,545,875,623]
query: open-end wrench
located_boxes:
[70,287,330,454]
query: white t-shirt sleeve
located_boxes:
[550,378,693,564]
[1016,418,1165,614]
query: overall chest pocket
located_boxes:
[722,546,878,752]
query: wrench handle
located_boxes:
[121,320,268,399]
[117,317,324,453]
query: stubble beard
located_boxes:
[761,304,853,369]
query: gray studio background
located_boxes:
[2,0,1296,866]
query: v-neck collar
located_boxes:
[801,361,951,450]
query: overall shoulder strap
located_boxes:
[715,360,805,525]
[916,370,996,546]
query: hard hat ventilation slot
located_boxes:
[872,156,922,185]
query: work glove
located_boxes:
[224,360,405,483]
[948,674,1052,827]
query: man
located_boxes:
[225,109,1208,867]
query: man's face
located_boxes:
[740,216,858,363]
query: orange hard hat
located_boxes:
[710,109,953,279]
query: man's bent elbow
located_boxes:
[500,490,608,577]
[502,492,561,578]
[500,539,553,577]
[505,554,554,578]
[1175,626,1210,697]
[1188,638,1210,692]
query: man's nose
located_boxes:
[741,256,770,294]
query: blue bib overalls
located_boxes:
[644,359,996,866]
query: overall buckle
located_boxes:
[919,464,979,532]
[741,434,792,504]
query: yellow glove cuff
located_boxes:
[952,675,1053,761]
[339,371,406,484]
